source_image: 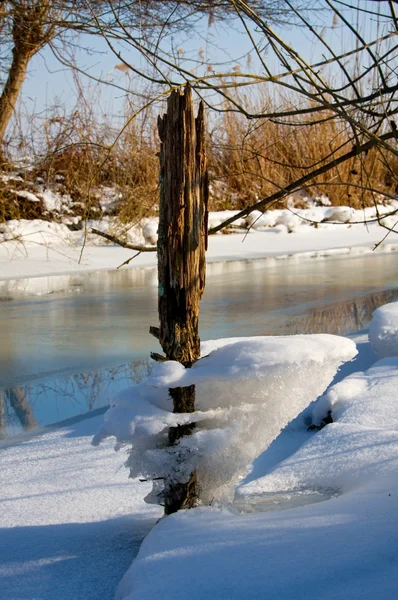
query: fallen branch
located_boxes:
[91,228,157,252]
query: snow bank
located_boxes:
[245,209,282,229]
[369,301,398,359]
[94,335,357,504]
[239,357,398,498]
[2,200,398,283]
[116,469,398,600]
[207,210,247,230]
[0,219,73,245]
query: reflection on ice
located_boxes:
[0,267,158,298]
[1,359,151,439]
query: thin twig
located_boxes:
[117,252,142,269]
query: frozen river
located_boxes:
[1,251,398,435]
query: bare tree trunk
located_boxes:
[7,387,38,430]
[0,391,6,439]
[157,85,208,514]
[0,46,30,149]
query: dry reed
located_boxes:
[2,82,397,222]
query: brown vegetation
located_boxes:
[208,90,398,211]
[1,90,397,223]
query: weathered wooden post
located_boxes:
[154,84,208,514]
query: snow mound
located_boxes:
[369,301,398,359]
[208,211,247,230]
[142,219,158,245]
[324,206,355,222]
[0,219,73,245]
[94,335,357,504]
[313,357,398,430]
[245,210,282,229]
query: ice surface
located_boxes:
[95,335,357,503]
[369,301,398,358]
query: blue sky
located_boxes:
[13,1,394,139]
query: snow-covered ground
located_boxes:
[2,207,398,600]
[2,317,398,599]
[96,323,398,600]
[0,413,162,600]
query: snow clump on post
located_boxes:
[93,334,357,505]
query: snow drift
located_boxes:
[239,354,398,499]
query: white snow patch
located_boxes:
[369,301,398,359]
[208,210,247,229]
[97,186,122,214]
[40,189,73,213]
[142,219,158,245]
[324,206,356,222]
[15,190,41,202]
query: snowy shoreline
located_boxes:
[1,203,398,284]
[3,317,398,600]
[2,223,398,288]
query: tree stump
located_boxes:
[157,85,208,514]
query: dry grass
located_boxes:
[33,103,160,222]
[3,80,160,222]
[208,91,398,210]
[3,84,398,222]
